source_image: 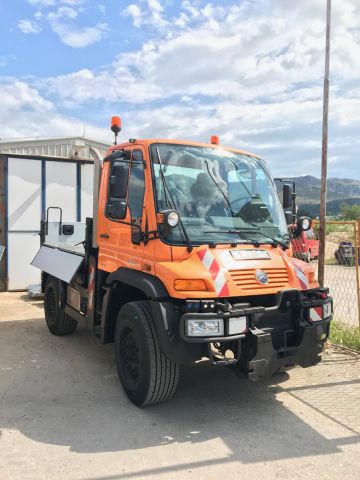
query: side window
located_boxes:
[109,161,129,200]
[128,150,145,242]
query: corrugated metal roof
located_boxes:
[0,136,110,160]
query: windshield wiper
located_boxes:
[156,148,193,253]
[204,228,289,249]
[237,218,290,250]
[249,230,289,250]
[204,228,259,234]
[204,229,262,247]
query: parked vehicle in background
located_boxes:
[31,118,333,407]
[292,227,319,263]
[334,241,359,266]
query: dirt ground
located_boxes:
[0,292,359,480]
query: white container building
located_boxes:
[0,137,110,291]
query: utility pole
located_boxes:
[318,0,331,287]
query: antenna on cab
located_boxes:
[111,116,122,145]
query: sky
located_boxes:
[0,0,359,179]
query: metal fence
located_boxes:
[291,220,360,329]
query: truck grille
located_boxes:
[229,268,289,291]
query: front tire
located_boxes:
[114,301,179,406]
[44,276,77,335]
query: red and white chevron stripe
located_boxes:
[309,306,323,322]
[288,256,309,289]
[197,249,229,297]
[88,263,95,310]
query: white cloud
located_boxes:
[122,0,168,28]
[123,4,143,28]
[17,19,42,34]
[48,6,79,21]
[27,0,84,7]
[7,0,360,178]
[0,80,52,112]
[22,1,107,48]
[46,6,108,48]
[51,22,108,47]
[0,79,110,142]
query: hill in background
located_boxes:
[277,175,360,217]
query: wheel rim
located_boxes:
[45,286,57,326]
[119,327,141,387]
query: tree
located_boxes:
[340,202,360,220]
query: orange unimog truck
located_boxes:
[32,118,333,406]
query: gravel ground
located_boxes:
[307,259,359,327]
[324,264,359,328]
[0,292,359,480]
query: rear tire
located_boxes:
[44,276,77,335]
[114,301,180,406]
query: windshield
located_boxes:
[151,144,289,246]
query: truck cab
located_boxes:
[33,132,333,406]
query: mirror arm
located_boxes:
[143,229,160,245]
[107,218,146,243]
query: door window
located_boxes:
[106,152,131,220]
[128,150,145,222]
[128,149,145,243]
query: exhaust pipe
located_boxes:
[89,147,103,249]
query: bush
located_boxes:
[330,321,360,352]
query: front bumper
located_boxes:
[179,288,333,379]
[242,319,330,380]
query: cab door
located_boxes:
[98,146,149,274]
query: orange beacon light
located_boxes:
[111,116,122,144]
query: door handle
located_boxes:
[100,233,109,239]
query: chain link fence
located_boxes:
[292,220,360,329]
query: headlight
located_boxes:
[167,210,180,227]
[298,216,311,231]
[186,319,224,337]
[158,209,180,228]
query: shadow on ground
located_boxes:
[1,310,359,478]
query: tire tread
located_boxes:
[44,276,77,336]
[117,301,179,406]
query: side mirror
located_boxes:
[106,200,127,220]
[283,184,293,210]
[282,184,295,225]
[285,211,293,225]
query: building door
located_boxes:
[7,158,42,290]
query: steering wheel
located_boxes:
[228,196,250,211]
[238,197,271,222]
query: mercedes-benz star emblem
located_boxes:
[255,269,269,285]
